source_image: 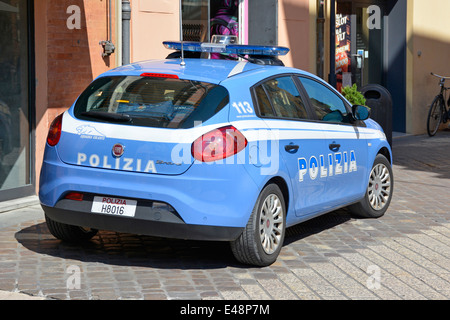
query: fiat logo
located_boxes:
[112,143,125,158]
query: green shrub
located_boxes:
[341,84,366,106]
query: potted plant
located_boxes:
[341,84,366,106]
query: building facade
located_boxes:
[1,0,449,201]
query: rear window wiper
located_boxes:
[80,111,131,123]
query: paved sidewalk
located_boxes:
[0,196,39,214]
[0,132,449,300]
[0,290,45,300]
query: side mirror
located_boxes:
[352,105,370,121]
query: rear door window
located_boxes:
[74,76,229,129]
[254,76,309,120]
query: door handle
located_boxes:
[329,143,341,151]
[285,144,300,152]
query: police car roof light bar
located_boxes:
[163,41,290,57]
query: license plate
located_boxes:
[91,196,137,217]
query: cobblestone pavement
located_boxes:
[0,132,449,300]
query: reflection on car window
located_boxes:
[74,76,229,129]
[255,86,275,117]
[298,77,349,123]
[255,76,308,120]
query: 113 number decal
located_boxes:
[232,101,253,114]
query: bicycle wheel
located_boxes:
[427,95,444,137]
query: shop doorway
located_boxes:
[336,0,385,91]
[335,0,407,132]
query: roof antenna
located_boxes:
[180,41,186,67]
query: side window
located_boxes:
[298,77,349,123]
[255,76,308,120]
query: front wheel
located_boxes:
[231,184,286,267]
[427,96,444,137]
[349,154,393,219]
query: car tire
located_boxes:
[45,214,98,243]
[349,154,393,219]
[230,184,286,267]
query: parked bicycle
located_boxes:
[427,73,450,136]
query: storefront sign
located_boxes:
[335,14,351,92]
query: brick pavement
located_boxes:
[0,132,449,300]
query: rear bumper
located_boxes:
[39,145,260,239]
[42,197,244,241]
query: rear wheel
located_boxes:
[231,184,286,267]
[45,214,98,243]
[427,96,444,137]
[349,154,393,219]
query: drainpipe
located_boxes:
[317,0,325,79]
[99,0,115,58]
[122,0,131,65]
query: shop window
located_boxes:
[181,0,240,43]
[0,0,32,197]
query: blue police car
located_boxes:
[39,39,393,266]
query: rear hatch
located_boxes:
[57,74,230,175]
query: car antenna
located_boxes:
[180,41,186,67]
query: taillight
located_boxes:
[64,192,84,201]
[47,113,63,146]
[192,126,248,162]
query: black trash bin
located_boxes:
[360,84,393,147]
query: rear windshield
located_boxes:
[73,76,229,129]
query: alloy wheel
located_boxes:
[368,163,392,211]
[259,194,284,255]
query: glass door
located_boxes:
[352,3,384,88]
[336,0,385,90]
[0,0,33,200]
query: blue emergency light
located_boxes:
[163,41,290,57]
